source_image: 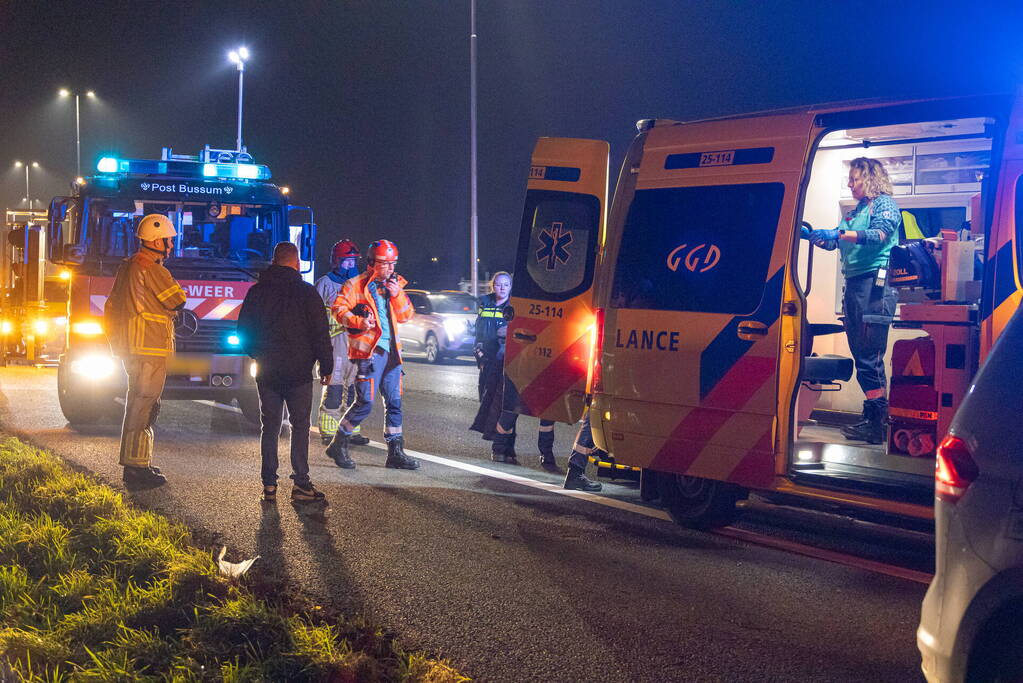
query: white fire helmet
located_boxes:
[136,214,177,241]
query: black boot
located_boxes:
[841,401,871,439]
[326,432,356,469]
[842,398,887,444]
[564,465,602,492]
[350,431,370,446]
[504,433,519,465]
[123,466,167,489]
[491,433,508,463]
[385,436,420,470]
[538,431,561,472]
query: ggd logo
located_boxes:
[666,243,721,273]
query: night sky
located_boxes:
[2,0,1021,287]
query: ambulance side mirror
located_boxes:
[62,243,85,265]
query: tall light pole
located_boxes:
[469,0,479,297]
[14,161,40,209]
[228,47,250,151]
[58,88,96,177]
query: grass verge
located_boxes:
[0,437,468,682]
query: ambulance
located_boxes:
[505,91,1023,528]
[46,146,316,425]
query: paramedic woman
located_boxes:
[807,157,901,444]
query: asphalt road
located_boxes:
[0,357,929,682]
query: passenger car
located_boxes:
[398,290,478,363]
[917,304,1023,682]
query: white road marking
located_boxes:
[196,399,930,583]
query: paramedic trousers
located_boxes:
[340,347,403,442]
[257,379,313,487]
[842,271,897,394]
[568,411,605,470]
[118,356,168,468]
[496,410,556,451]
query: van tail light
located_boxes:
[935,435,979,504]
[587,308,605,393]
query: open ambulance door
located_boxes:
[504,138,609,424]
[597,113,817,500]
[981,87,1023,359]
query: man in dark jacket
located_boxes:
[237,242,333,503]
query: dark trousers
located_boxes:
[257,379,313,487]
[842,271,897,394]
[569,411,606,470]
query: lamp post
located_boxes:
[13,161,40,209]
[228,47,250,151]
[469,0,479,297]
[58,88,96,177]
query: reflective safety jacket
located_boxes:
[331,270,414,360]
[104,249,187,358]
[474,293,509,361]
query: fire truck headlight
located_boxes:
[70,355,116,379]
[54,316,68,327]
[0,321,12,335]
[71,321,104,336]
[33,320,48,336]
[249,362,258,378]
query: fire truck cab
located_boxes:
[506,91,1023,528]
[47,146,316,426]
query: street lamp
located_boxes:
[58,88,96,177]
[227,46,250,151]
[13,161,40,209]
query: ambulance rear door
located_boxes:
[981,87,1023,358]
[598,114,816,490]
[504,138,609,424]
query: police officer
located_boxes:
[104,214,187,488]
[313,239,368,447]
[470,272,560,471]
[324,240,420,470]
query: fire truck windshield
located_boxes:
[82,198,284,269]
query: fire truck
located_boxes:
[46,146,316,425]
[2,208,69,363]
[505,90,1023,528]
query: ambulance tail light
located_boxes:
[935,435,978,504]
[587,308,605,393]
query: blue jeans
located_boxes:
[340,348,403,442]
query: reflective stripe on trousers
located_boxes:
[118,356,167,467]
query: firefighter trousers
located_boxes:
[118,356,168,468]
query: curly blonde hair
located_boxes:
[848,157,894,199]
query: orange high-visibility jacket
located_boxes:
[104,250,187,358]
[331,271,413,360]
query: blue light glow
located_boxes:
[97,157,119,173]
[227,334,241,346]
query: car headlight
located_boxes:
[443,318,467,340]
[71,321,104,336]
[249,361,258,378]
[70,354,117,379]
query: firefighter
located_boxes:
[103,214,187,488]
[324,239,420,470]
[470,272,561,471]
[313,239,368,447]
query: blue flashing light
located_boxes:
[202,162,270,180]
[227,334,241,346]
[97,157,119,173]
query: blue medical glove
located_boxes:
[800,225,811,240]
[809,229,840,247]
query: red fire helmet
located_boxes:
[366,239,399,263]
[331,239,360,265]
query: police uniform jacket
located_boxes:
[104,249,187,358]
[474,293,508,361]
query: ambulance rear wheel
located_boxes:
[236,391,262,426]
[657,473,745,530]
